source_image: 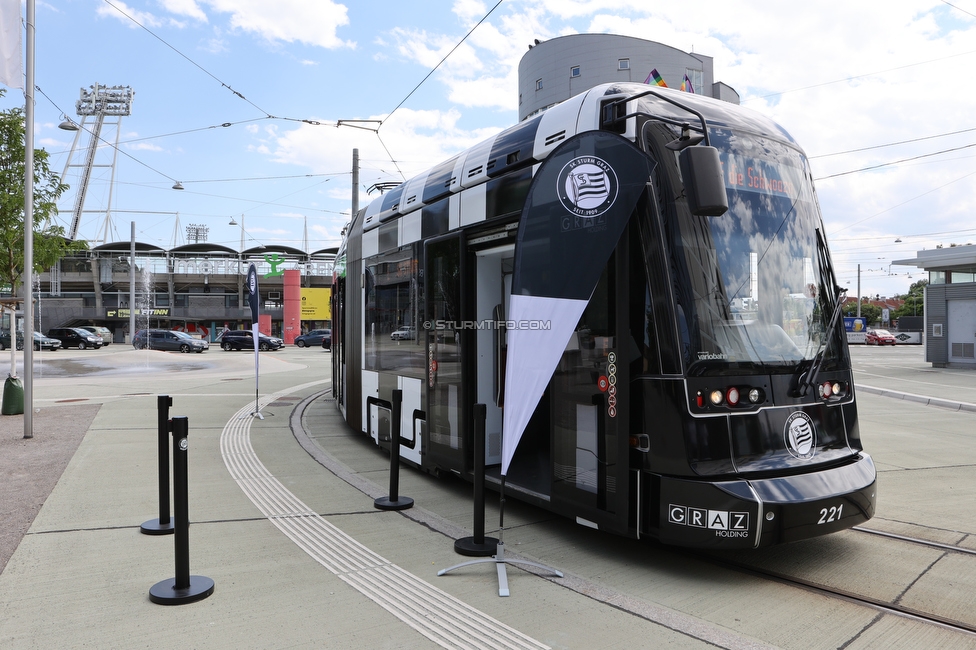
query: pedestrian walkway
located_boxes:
[0,351,745,649]
[850,346,976,412]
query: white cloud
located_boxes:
[267,108,503,202]
[158,0,208,23]
[201,0,354,49]
[128,142,164,152]
[96,1,165,28]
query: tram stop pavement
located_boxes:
[1,345,974,649]
[0,350,741,650]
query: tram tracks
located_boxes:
[853,524,976,557]
[692,525,976,640]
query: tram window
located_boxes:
[486,167,532,221]
[422,199,450,239]
[378,222,398,253]
[630,225,660,376]
[364,246,424,379]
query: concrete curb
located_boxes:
[856,383,976,414]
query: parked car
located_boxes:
[390,326,415,341]
[1,331,62,351]
[0,332,24,351]
[865,328,897,346]
[31,331,62,351]
[294,329,331,349]
[216,329,283,351]
[132,329,209,353]
[78,325,114,345]
[46,327,103,349]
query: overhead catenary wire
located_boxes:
[809,126,976,159]
[100,0,325,127]
[814,141,976,180]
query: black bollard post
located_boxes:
[141,395,174,535]
[149,416,214,605]
[374,390,414,511]
[454,403,498,556]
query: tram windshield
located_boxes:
[671,127,838,374]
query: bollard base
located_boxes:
[149,576,214,605]
[374,496,414,511]
[454,536,499,557]
[140,518,175,535]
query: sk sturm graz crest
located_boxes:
[557,156,619,218]
[784,411,817,460]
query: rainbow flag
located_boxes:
[681,74,695,94]
[644,68,667,87]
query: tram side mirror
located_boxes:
[679,146,729,217]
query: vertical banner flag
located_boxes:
[246,263,261,413]
[682,74,695,94]
[0,0,23,89]
[644,68,667,87]
[501,131,656,476]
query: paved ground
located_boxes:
[0,343,973,649]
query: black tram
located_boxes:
[331,82,876,548]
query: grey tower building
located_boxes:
[518,33,739,121]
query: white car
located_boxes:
[391,326,416,340]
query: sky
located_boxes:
[3,0,976,300]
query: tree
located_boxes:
[893,279,927,320]
[842,300,881,325]
[0,90,87,298]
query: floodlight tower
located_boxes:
[59,84,135,242]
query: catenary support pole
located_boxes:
[22,0,35,439]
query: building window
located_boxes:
[929,271,946,284]
[536,78,543,91]
[618,59,630,70]
[570,65,580,78]
[684,68,703,94]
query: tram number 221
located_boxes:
[818,504,843,525]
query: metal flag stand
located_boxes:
[438,404,562,597]
[246,264,263,420]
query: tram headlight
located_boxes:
[709,390,723,405]
[747,387,763,404]
[820,381,834,398]
[832,382,845,397]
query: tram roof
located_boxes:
[356,82,801,235]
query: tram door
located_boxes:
[332,273,344,413]
[474,244,513,468]
[548,249,631,534]
[424,234,467,472]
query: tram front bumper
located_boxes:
[659,453,877,548]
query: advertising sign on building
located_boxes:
[844,316,867,344]
[300,288,332,321]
